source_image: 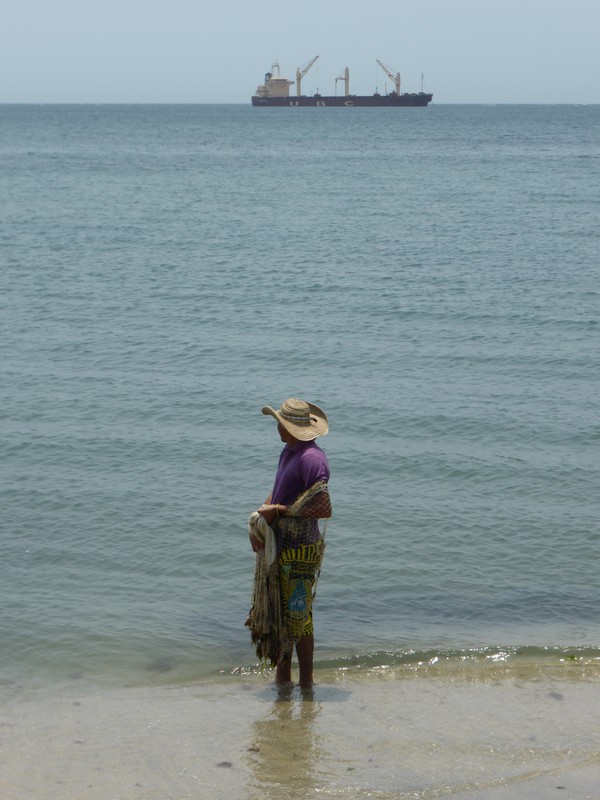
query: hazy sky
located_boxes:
[2,0,599,103]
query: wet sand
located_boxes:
[2,664,600,799]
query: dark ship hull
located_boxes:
[252,92,433,107]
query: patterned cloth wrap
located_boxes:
[279,540,326,642]
[246,480,329,666]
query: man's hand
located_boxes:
[257,503,288,524]
[249,503,288,552]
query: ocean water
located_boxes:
[1,103,599,691]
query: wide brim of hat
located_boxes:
[262,402,329,441]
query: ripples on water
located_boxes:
[1,104,599,685]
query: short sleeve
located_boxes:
[299,447,330,490]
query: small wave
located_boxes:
[312,644,600,680]
[224,645,600,687]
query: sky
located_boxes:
[2,0,599,104]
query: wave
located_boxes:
[229,644,600,684]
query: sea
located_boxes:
[1,103,599,698]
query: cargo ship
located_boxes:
[252,57,433,107]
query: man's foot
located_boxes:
[274,678,294,688]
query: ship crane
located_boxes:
[296,55,319,96]
[335,67,350,96]
[376,59,401,95]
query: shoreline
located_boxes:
[6,641,600,695]
[3,665,600,799]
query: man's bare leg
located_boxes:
[296,635,314,688]
[275,657,292,685]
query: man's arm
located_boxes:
[295,489,331,519]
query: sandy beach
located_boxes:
[3,661,600,800]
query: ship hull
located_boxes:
[252,93,433,107]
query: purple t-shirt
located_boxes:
[270,440,330,506]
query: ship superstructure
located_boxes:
[253,62,294,100]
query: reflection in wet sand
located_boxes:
[247,686,326,799]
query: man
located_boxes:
[248,397,331,688]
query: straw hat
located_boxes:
[261,397,329,441]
